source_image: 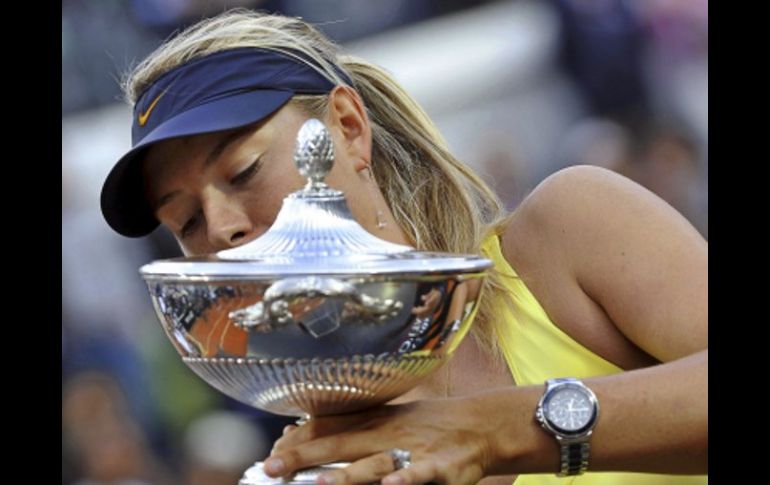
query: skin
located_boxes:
[143,86,410,256]
[144,87,708,484]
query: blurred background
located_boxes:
[62,0,707,483]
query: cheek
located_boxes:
[241,172,304,226]
[239,135,311,225]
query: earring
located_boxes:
[364,166,387,230]
[376,210,387,230]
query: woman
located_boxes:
[100,10,707,485]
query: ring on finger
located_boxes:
[388,448,412,470]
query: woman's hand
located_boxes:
[263,393,520,485]
[262,349,710,483]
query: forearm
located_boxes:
[489,349,708,475]
[264,351,707,483]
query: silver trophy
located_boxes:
[140,119,492,483]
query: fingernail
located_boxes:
[283,425,293,435]
[383,475,405,485]
[264,458,285,475]
[317,474,336,485]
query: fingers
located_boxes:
[268,430,484,484]
[316,451,399,485]
[382,460,437,485]
[273,409,389,452]
[268,424,298,456]
[272,422,321,451]
[265,429,379,478]
[382,459,482,485]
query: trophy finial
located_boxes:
[294,119,335,193]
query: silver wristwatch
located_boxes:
[535,377,599,476]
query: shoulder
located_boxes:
[501,165,707,362]
[501,165,641,264]
[510,164,663,227]
[504,164,702,258]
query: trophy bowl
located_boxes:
[140,119,491,482]
[144,264,486,417]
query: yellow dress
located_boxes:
[480,235,707,485]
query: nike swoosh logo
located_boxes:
[137,91,166,127]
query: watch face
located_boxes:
[545,385,595,433]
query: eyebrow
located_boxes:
[154,126,255,211]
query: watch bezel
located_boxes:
[538,381,599,439]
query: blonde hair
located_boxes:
[124,9,515,362]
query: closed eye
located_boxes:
[181,209,203,238]
[230,157,263,186]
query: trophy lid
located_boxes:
[141,119,491,279]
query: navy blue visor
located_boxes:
[100,47,349,237]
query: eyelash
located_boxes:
[230,157,262,186]
[181,209,202,238]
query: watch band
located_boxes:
[537,378,598,477]
[559,441,590,476]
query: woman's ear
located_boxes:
[326,85,371,172]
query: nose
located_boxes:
[202,191,256,250]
